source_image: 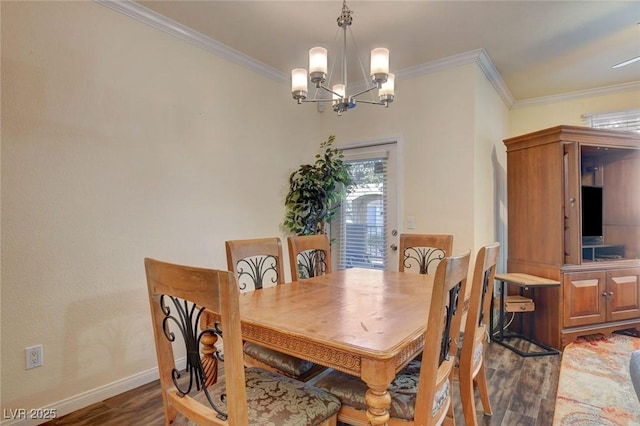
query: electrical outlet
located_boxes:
[26,345,43,369]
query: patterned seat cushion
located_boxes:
[244,342,316,378]
[456,331,483,369]
[175,367,340,425]
[314,359,450,420]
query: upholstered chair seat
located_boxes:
[243,341,315,378]
[174,367,341,426]
[454,334,483,370]
[314,360,450,421]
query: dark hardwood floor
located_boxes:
[42,339,560,426]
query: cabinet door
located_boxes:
[607,268,640,322]
[563,271,606,327]
[563,142,581,265]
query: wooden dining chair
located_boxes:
[287,234,332,281]
[457,242,500,426]
[313,251,471,426]
[225,237,321,381]
[399,234,454,274]
[144,258,341,426]
[225,237,286,292]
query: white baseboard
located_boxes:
[1,357,186,426]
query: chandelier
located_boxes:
[290,0,395,115]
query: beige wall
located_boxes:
[1,0,320,415]
[474,67,510,269]
[320,64,509,259]
[509,88,640,137]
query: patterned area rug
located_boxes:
[553,333,640,425]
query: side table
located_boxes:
[491,272,561,357]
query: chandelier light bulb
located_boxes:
[332,84,346,101]
[291,68,309,101]
[370,48,389,74]
[309,47,328,85]
[370,48,389,85]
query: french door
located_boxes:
[331,141,399,271]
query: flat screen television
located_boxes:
[581,185,603,243]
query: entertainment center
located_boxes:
[503,125,640,349]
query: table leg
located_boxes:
[200,330,219,387]
[361,360,394,426]
[364,385,391,425]
[199,312,220,388]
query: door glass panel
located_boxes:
[332,143,398,270]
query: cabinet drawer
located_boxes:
[505,295,534,313]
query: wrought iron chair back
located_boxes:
[287,234,332,281]
[399,233,454,275]
[225,237,285,291]
[145,258,248,424]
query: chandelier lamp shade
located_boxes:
[291,0,395,115]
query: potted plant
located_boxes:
[284,135,355,235]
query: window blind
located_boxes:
[583,109,640,133]
[334,150,388,271]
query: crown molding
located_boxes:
[96,0,635,111]
[475,49,515,107]
[396,48,514,107]
[94,0,287,83]
[95,0,514,105]
[512,80,640,109]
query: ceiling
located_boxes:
[134,1,640,104]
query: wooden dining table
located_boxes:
[202,268,435,426]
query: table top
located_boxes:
[495,272,561,288]
[237,268,433,359]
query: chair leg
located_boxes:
[475,363,493,416]
[445,397,456,426]
[459,369,479,426]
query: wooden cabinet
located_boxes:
[504,126,640,349]
[608,268,640,322]
[563,270,607,328]
[563,268,640,328]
